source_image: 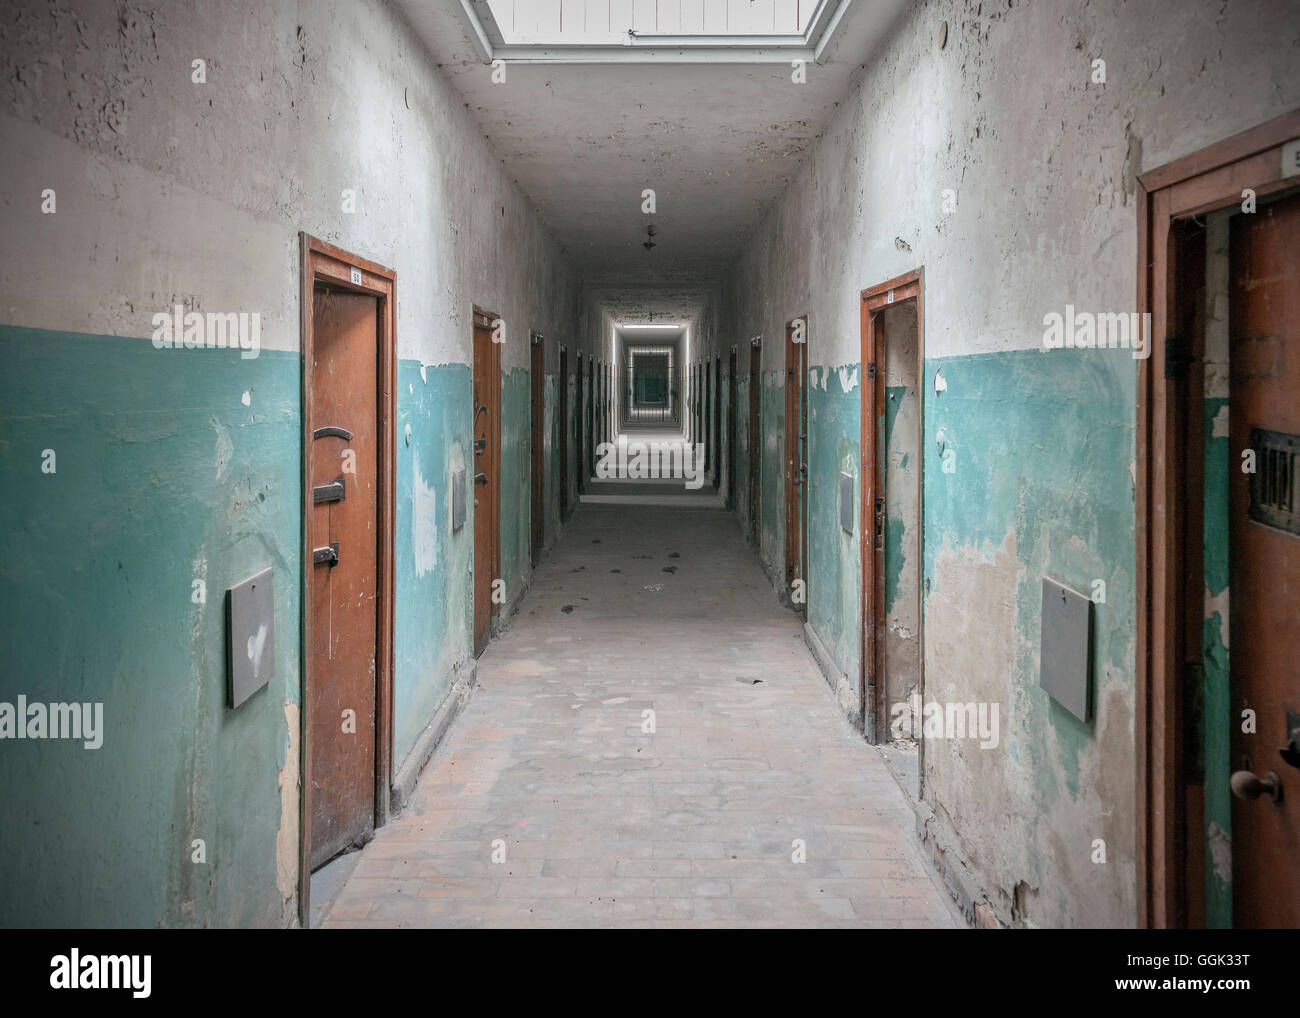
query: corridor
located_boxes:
[316,502,957,927]
[1,0,1297,936]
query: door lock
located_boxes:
[474,472,488,486]
[1230,769,1283,803]
[312,476,346,504]
[1281,710,1300,770]
[312,542,339,567]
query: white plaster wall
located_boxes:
[726,0,1300,367]
[0,0,579,367]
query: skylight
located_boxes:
[488,0,816,43]
[457,0,850,63]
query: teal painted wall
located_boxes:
[922,348,1136,925]
[752,346,1137,924]
[501,367,530,599]
[0,327,507,926]
[393,360,474,763]
[923,348,1135,775]
[0,326,300,927]
[806,367,862,701]
[1202,395,1232,927]
[759,374,786,583]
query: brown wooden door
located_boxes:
[699,362,704,445]
[308,286,378,869]
[727,348,737,508]
[472,312,500,657]
[748,341,761,546]
[784,321,807,603]
[704,360,711,474]
[559,346,569,519]
[576,353,585,492]
[1228,190,1300,928]
[530,334,545,568]
[713,356,722,488]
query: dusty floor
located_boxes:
[317,501,962,928]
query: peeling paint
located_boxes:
[412,455,438,577]
[275,701,299,906]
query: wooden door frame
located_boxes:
[298,233,396,927]
[859,270,924,743]
[473,305,502,645]
[1135,108,1300,929]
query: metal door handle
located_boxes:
[1230,769,1283,803]
[474,473,488,486]
[312,542,339,566]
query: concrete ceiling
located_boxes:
[397,0,911,295]
[588,283,717,325]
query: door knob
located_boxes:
[1230,769,1283,803]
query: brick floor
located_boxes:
[318,501,962,928]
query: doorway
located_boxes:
[727,347,738,509]
[713,355,722,489]
[696,362,703,446]
[299,234,396,920]
[704,359,712,476]
[748,339,762,547]
[472,307,501,658]
[784,318,808,612]
[587,357,596,479]
[1137,109,1300,928]
[559,345,569,520]
[576,352,584,496]
[860,274,924,744]
[530,332,545,568]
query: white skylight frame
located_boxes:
[456,0,854,64]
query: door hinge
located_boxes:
[867,362,876,381]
